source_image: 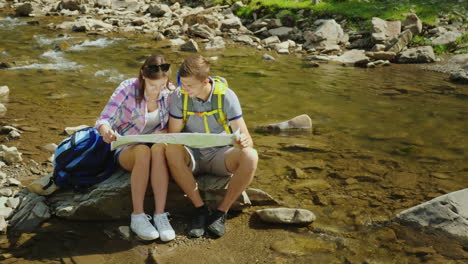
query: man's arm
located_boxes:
[168,116,184,133]
[230,117,253,148]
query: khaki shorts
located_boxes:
[185,146,233,177]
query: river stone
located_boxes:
[256,208,316,225]
[0,104,6,117]
[371,17,401,44]
[262,54,275,61]
[304,19,345,50]
[94,0,112,9]
[0,86,9,97]
[245,188,277,205]
[0,207,13,219]
[189,24,215,39]
[261,35,280,46]
[61,0,81,11]
[9,192,50,232]
[431,31,462,46]
[7,178,21,186]
[41,143,57,154]
[205,36,225,50]
[118,226,130,241]
[169,38,186,46]
[386,29,413,54]
[332,50,370,67]
[148,4,172,17]
[234,35,254,45]
[397,188,468,243]
[40,169,252,220]
[15,3,33,16]
[64,125,89,135]
[402,13,422,35]
[0,216,6,233]
[268,27,294,39]
[0,145,22,165]
[7,197,20,209]
[221,17,242,31]
[266,114,312,130]
[0,189,12,197]
[180,39,199,52]
[365,51,396,61]
[397,46,435,63]
[450,71,468,84]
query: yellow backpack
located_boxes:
[180,76,231,134]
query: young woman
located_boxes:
[96,54,175,241]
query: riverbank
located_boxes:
[0,0,467,83]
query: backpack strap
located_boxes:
[211,77,231,134]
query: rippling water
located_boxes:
[1,15,467,263]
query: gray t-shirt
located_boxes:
[169,77,242,134]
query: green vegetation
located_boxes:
[218,0,465,29]
[410,34,467,55]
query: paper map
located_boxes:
[111,132,238,151]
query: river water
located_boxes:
[1,15,467,264]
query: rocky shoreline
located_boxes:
[0,0,467,83]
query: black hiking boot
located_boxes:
[188,205,210,238]
[207,210,227,237]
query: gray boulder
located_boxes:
[256,208,316,225]
[220,17,243,31]
[0,145,22,164]
[397,46,435,63]
[402,13,422,35]
[15,3,33,16]
[189,24,216,39]
[205,36,225,50]
[431,31,463,46]
[332,50,370,66]
[386,29,413,54]
[60,0,81,11]
[450,71,468,84]
[365,51,396,61]
[304,19,345,51]
[266,114,312,131]
[268,27,294,40]
[9,192,50,232]
[19,169,262,222]
[180,39,199,52]
[148,4,172,18]
[371,17,401,44]
[397,188,468,243]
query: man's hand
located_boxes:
[234,133,251,149]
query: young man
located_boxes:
[166,56,258,238]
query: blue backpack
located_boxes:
[46,127,116,191]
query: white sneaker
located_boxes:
[130,214,159,240]
[154,213,176,242]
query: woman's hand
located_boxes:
[99,125,117,143]
[153,128,168,134]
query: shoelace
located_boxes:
[155,213,172,229]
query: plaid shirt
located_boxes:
[95,78,173,136]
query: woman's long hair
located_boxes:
[137,54,172,103]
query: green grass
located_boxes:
[221,0,465,30]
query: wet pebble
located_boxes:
[0,86,9,97]
[118,226,130,241]
[6,178,21,186]
[262,54,275,61]
[256,208,316,225]
[64,125,89,135]
[0,189,12,197]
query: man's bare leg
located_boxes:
[166,144,210,237]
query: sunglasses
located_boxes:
[147,63,170,73]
